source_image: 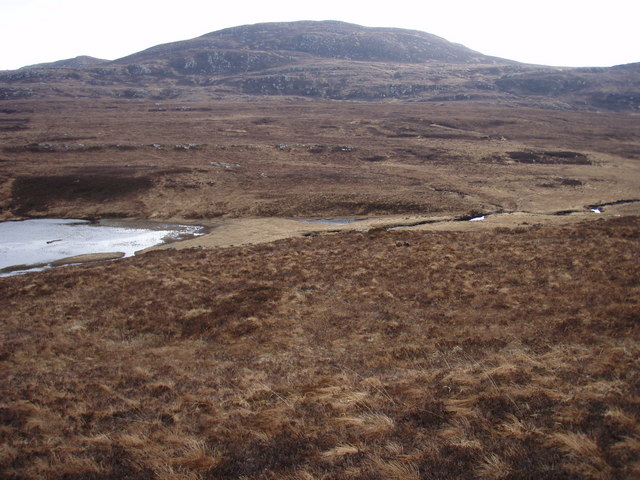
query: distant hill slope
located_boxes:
[20,55,108,70]
[1,21,638,110]
[115,20,507,72]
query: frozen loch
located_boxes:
[0,218,204,276]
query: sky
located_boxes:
[0,0,638,70]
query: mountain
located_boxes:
[1,21,638,110]
[115,20,508,72]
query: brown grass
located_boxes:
[1,216,639,478]
[1,98,640,221]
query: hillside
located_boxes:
[116,21,502,68]
[0,21,638,110]
[1,216,639,479]
[19,55,108,70]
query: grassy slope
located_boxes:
[1,216,639,479]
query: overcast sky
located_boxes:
[0,0,638,70]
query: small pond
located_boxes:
[293,218,367,225]
[0,218,205,276]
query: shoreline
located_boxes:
[2,204,638,275]
[143,202,640,252]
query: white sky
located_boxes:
[0,0,638,70]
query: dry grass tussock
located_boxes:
[1,216,639,479]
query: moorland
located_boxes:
[0,20,639,479]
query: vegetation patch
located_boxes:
[0,117,29,131]
[362,155,387,162]
[538,178,584,188]
[11,174,153,213]
[507,150,591,165]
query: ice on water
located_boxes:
[0,219,202,275]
